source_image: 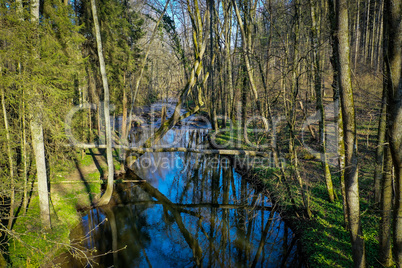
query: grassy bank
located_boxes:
[213,119,382,267]
[6,149,121,267]
[257,164,380,267]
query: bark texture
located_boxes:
[384,0,402,265]
[337,0,366,266]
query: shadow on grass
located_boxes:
[11,167,36,230]
[89,148,104,178]
[73,158,94,207]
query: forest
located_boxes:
[0,0,401,267]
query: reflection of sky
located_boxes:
[73,130,301,267]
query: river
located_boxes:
[62,104,304,267]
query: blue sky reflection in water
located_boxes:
[69,129,303,267]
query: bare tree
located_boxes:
[309,0,335,202]
[336,0,366,265]
[90,0,114,206]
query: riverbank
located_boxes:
[213,124,381,267]
[7,149,122,267]
[5,102,188,267]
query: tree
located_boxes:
[383,0,402,265]
[328,0,348,227]
[232,0,263,119]
[374,85,388,204]
[223,1,234,122]
[142,0,209,148]
[336,0,366,265]
[309,0,335,202]
[30,0,51,229]
[1,78,15,229]
[126,0,170,137]
[379,144,393,266]
[90,0,114,206]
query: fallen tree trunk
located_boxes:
[66,144,272,158]
[126,147,272,157]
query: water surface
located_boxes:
[66,124,303,267]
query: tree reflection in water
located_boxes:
[67,129,304,267]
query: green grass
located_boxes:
[9,195,79,267]
[256,166,382,267]
[211,124,269,150]
[86,171,101,180]
[6,148,115,267]
[80,152,95,167]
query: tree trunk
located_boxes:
[232,0,263,118]
[91,0,114,206]
[289,0,311,218]
[1,82,15,229]
[223,1,234,121]
[120,73,128,173]
[122,74,127,142]
[31,0,39,21]
[22,95,29,215]
[379,144,393,267]
[383,0,402,265]
[336,0,366,265]
[353,0,361,69]
[328,0,348,229]
[374,85,387,204]
[376,3,384,73]
[241,64,248,129]
[30,117,51,229]
[209,0,218,131]
[257,59,279,166]
[369,0,377,68]
[363,0,371,63]
[30,0,51,229]
[310,0,335,202]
